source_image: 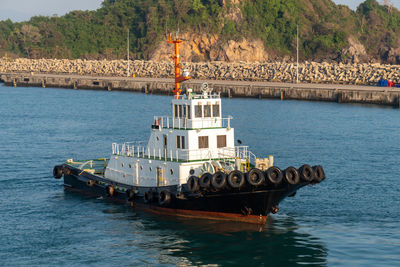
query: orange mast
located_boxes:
[166,33,191,98]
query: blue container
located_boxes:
[383,80,389,86]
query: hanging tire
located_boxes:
[187,176,200,193]
[158,190,171,206]
[126,189,135,201]
[86,180,96,187]
[106,186,115,197]
[227,170,245,189]
[284,167,300,185]
[144,191,153,203]
[299,164,314,182]
[246,168,265,187]
[53,165,63,179]
[265,166,283,185]
[199,173,212,190]
[313,165,326,183]
[211,172,227,190]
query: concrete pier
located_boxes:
[1,72,400,107]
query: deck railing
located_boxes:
[153,116,232,129]
[112,142,255,163]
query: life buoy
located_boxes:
[312,165,326,183]
[187,176,200,193]
[227,170,245,189]
[299,164,314,182]
[265,166,283,185]
[211,172,227,190]
[158,190,171,206]
[199,173,212,189]
[284,167,300,185]
[53,165,63,179]
[246,168,265,187]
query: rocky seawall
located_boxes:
[1,58,399,85]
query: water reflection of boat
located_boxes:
[117,207,328,266]
[53,33,325,224]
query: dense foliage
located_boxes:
[0,0,399,61]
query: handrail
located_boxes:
[153,116,232,129]
[112,142,255,163]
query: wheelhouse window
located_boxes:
[217,135,227,148]
[174,104,178,118]
[195,104,202,118]
[178,105,183,118]
[204,104,211,118]
[198,136,209,149]
[176,136,185,149]
[213,104,220,117]
[187,105,191,119]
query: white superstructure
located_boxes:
[104,85,273,188]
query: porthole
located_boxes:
[121,163,124,167]
[189,169,195,175]
[129,164,132,168]
[170,169,174,175]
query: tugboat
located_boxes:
[53,34,325,224]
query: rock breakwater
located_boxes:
[1,58,399,85]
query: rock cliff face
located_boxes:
[1,58,399,85]
[150,33,268,63]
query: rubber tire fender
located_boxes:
[284,167,300,185]
[246,168,265,187]
[265,166,283,185]
[299,164,314,182]
[187,176,200,193]
[144,191,153,203]
[53,165,63,179]
[86,180,96,187]
[199,173,212,190]
[158,190,172,206]
[211,172,227,190]
[227,170,246,189]
[312,165,326,183]
[126,189,135,201]
[106,186,115,197]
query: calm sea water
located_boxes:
[0,84,399,266]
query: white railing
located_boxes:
[112,141,146,157]
[175,91,221,100]
[153,116,232,129]
[112,142,255,163]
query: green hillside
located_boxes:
[0,0,399,63]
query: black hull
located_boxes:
[61,165,309,224]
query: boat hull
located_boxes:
[61,165,308,224]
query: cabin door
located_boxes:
[156,167,164,187]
